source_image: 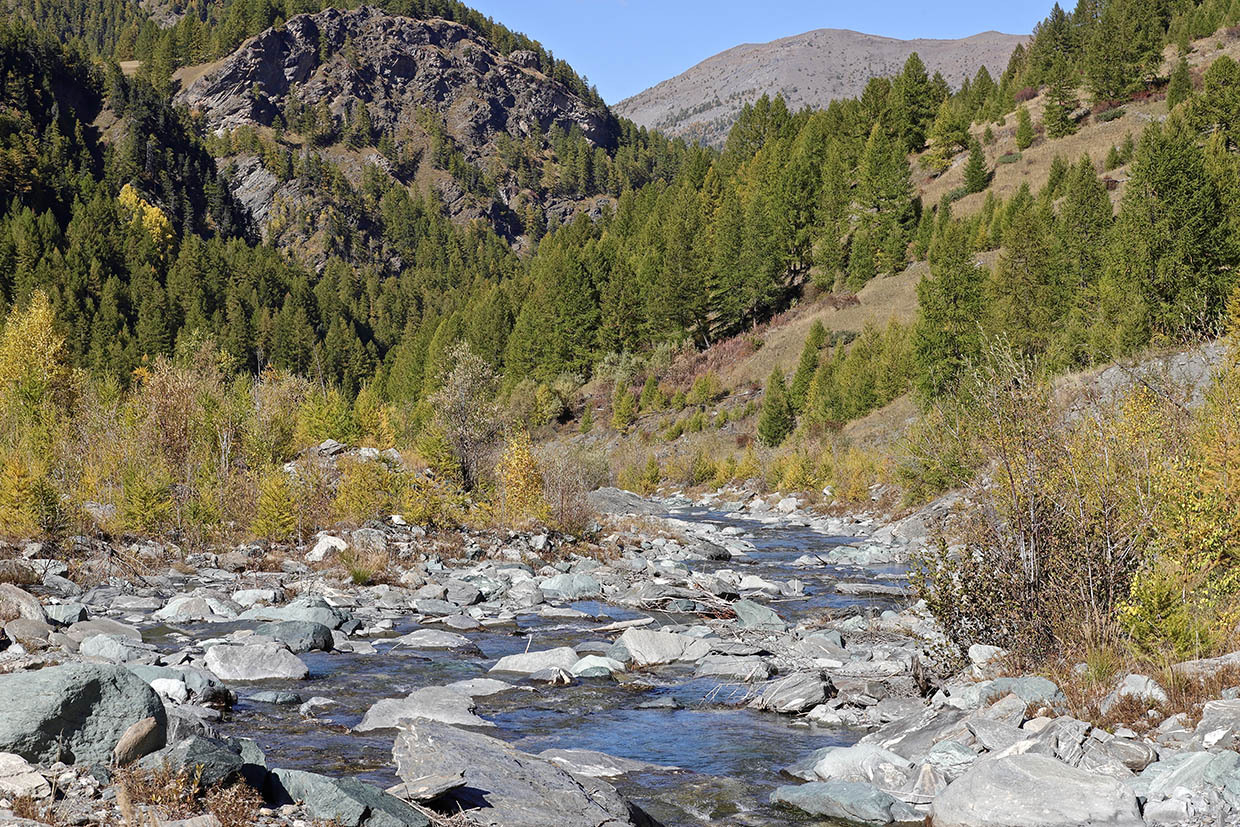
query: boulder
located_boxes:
[306,534,348,563]
[967,644,1008,679]
[569,655,624,678]
[537,749,672,778]
[615,628,711,667]
[355,687,491,731]
[694,655,769,682]
[771,780,920,825]
[540,573,602,601]
[0,584,46,623]
[0,752,51,799]
[751,672,832,714]
[1099,674,1168,717]
[155,594,239,622]
[0,663,166,766]
[393,719,654,827]
[1188,698,1240,751]
[731,599,786,632]
[113,716,164,766]
[240,596,352,629]
[393,629,480,652]
[808,743,914,789]
[931,753,1143,826]
[138,735,245,789]
[44,603,87,626]
[267,768,429,827]
[254,620,334,653]
[205,642,308,681]
[490,646,579,675]
[441,678,515,698]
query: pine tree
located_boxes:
[912,221,986,397]
[1044,61,1078,138]
[611,382,637,432]
[789,320,827,412]
[963,138,990,194]
[1015,105,1035,150]
[1167,53,1192,110]
[988,195,1061,356]
[757,368,793,447]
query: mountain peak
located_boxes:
[614,28,1027,146]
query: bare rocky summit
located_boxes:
[176,5,618,261]
[615,29,1027,147]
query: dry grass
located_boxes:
[114,762,263,827]
[1046,655,1240,735]
[10,796,54,824]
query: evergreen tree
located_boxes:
[1044,61,1079,138]
[988,193,1061,356]
[757,368,793,447]
[963,138,990,194]
[789,320,827,412]
[1167,53,1192,110]
[913,221,985,397]
[1015,105,1035,150]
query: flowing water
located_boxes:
[192,506,909,825]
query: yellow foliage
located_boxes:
[251,469,298,540]
[118,184,173,254]
[333,456,396,525]
[0,290,69,421]
[734,444,761,481]
[400,473,467,528]
[496,429,547,527]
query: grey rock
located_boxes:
[771,780,920,825]
[925,740,979,781]
[490,646,579,675]
[139,735,244,789]
[205,641,308,681]
[1129,749,1240,813]
[586,487,659,515]
[356,687,491,731]
[249,690,303,705]
[807,743,913,788]
[0,663,166,766]
[694,655,769,682]
[44,603,87,626]
[931,753,1142,827]
[1189,698,1240,751]
[267,767,429,827]
[393,628,480,652]
[441,678,515,698]
[155,594,240,622]
[240,596,352,629]
[0,584,46,623]
[571,655,624,678]
[537,748,673,778]
[254,620,335,653]
[751,672,832,714]
[0,752,51,799]
[616,628,711,666]
[393,718,653,827]
[1100,674,1168,717]
[540,573,602,601]
[979,676,1066,709]
[351,528,388,554]
[731,598,786,632]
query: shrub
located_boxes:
[496,429,547,528]
[1096,106,1126,123]
[251,468,298,540]
[400,474,466,528]
[996,152,1022,164]
[333,456,397,525]
[120,463,175,533]
[538,445,594,534]
[430,342,501,492]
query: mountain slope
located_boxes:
[615,28,1027,146]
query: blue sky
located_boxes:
[466,0,1051,104]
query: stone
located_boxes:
[731,599,786,632]
[1129,749,1240,812]
[398,771,466,801]
[393,629,480,652]
[351,528,388,554]
[441,678,514,698]
[4,618,52,648]
[751,671,832,714]
[155,595,239,622]
[113,716,164,766]
[1189,698,1240,751]
[570,655,624,678]
[0,752,51,799]
[0,663,166,766]
[393,719,651,827]
[248,691,303,705]
[540,573,602,601]
[0,584,46,623]
[694,655,770,682]
[490,646,579,675]
[615,628,711,666]
[931,753,1143,827]
[925,741,979,781]
[979,676,1066,709]
[306,534,348,563]
[65,618,141,642]
[241,595,352,629]
[139,735,244,789]
[266,768,429,827]
[43,603,86,626]
[254,620,335,653]
[205,642,308,681]
[355,687,491,731]
[808,744,913,789]
[1100,674,1168,717]
[967,643,1008,679]
[537,749,671,778]
[770,780,920,825]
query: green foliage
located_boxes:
[913,221,985,397]
[611,383,637,433]
[963,138,990,194]
[757,368,793,447]
[789,320,826,412]
[1015,105,1035,149]
[252,469,298,540]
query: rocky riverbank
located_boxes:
[0,486,1237,826]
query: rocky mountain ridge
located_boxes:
[176,5,620,263]
[615,28,1027,147]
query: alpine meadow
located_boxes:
[3,0,1240,825]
